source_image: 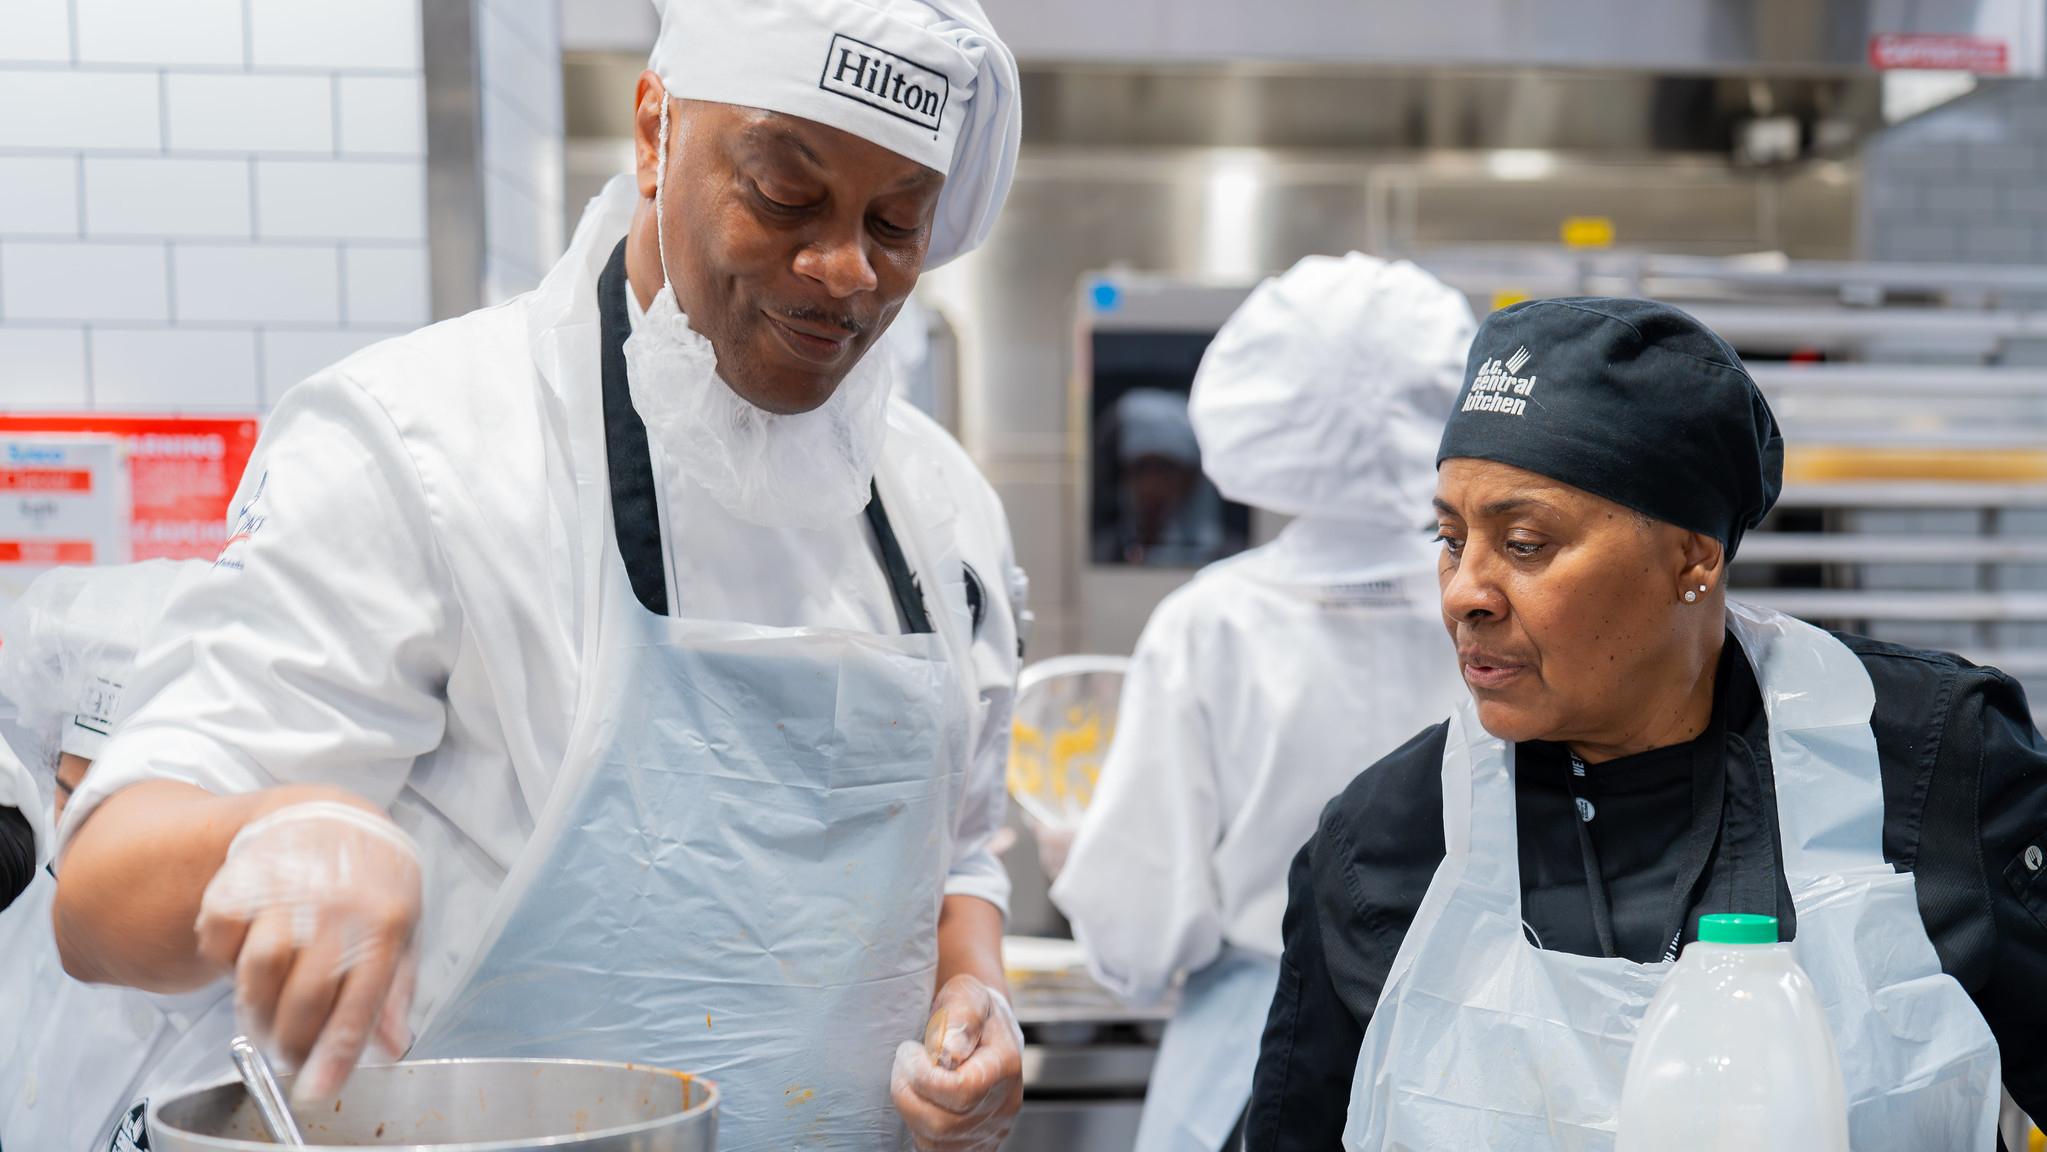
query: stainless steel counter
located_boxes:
[1003,943,1175,1152]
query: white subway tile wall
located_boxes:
[0,71,162,150]
[479,0,564,303]
[85,157,253,238]
[165,74,337,154]
[0,328,88,408]
[0,0,442,412]
[1866,82,2047,265]
[343,246,431,325]
[175,245,342,324]
[248,0,421,71]
[338,76,427,155]
[75,0,246,67]
[3,242,169,322]
[0,157,79,234]
[256,159,427,241]
[91,328,261,409]
[0,0,73,64]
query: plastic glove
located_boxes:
[891,974,1025,1151]
[195,800,422,1106]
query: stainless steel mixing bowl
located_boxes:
[149,1058,718,1151]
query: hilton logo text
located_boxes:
[820,34,948,134]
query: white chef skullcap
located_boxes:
[1190,252,1476,526]
[0,560,206,785]
[1116,388,1201,467]
[649,0,1020,268]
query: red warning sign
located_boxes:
[0,415,259,561]
[1869,33,2010,73]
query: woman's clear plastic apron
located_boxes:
[1343,603,2001,1152]
[406,288,975,1147]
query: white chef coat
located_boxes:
[1051,519,1463,1003]
[60,175,1021,1037]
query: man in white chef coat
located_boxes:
[50,1,1028,1148]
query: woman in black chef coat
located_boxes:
[1249,297,2047,1152]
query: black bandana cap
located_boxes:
[1436,297,1782,559]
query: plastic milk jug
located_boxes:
[1615,913,1849,1152]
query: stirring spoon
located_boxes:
[229,1036,306,1146]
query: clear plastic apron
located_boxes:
[1343,604,2001,1152]
[406,243,976,1148]
[1133,946,1280,1152]
[408,491,970,1149]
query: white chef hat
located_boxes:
[1189,252,1476,527]
[649,0,1020,268]
[1116,388,1201,467]
[0,560,206,797]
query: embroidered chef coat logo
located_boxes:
[1462,346,1538,416]
[108,1100,149,1151]
[819,34,949,134]
[214,470,268,571]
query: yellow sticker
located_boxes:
[1560,216,1615,249]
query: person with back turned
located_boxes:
[1248,298,2047,1151]
[50,2,1029,1148]
[1052,253,1473,1152]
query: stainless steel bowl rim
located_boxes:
[150,1058,719,1152]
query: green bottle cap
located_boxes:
[1698,913,1778,944]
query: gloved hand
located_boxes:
[195,800,422,1105]
[891,974,1025,1151]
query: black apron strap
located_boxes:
[864,482,933,634]
[599,238,669,616]
[596,238,933,634]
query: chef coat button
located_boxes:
[1576,797,1596,823]
[129,1004,156,1040]
[21,1074,35,1107]
[2026,844,2043,872]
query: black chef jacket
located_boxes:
[0,805,33,912]
[1247,633,2047,1151]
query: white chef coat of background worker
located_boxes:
[1050,253,1475,1152]
[0,560,230,1152]
[53,0,1028,1140]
